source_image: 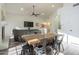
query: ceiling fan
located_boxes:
[31,5,40,17]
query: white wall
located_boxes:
[48,11,59,34]
[58,3,79,44]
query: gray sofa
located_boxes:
[13,29,41,42]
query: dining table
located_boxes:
[22,32,56,47]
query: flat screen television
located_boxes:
[24,21,33,27]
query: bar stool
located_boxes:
[53,34,64,55]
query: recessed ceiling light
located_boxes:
[20,8,24,11]
[51,5,55,7]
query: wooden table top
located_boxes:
[22,33,56,46]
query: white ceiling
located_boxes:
[4,3,63,19]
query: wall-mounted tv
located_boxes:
[24,21,34,27]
